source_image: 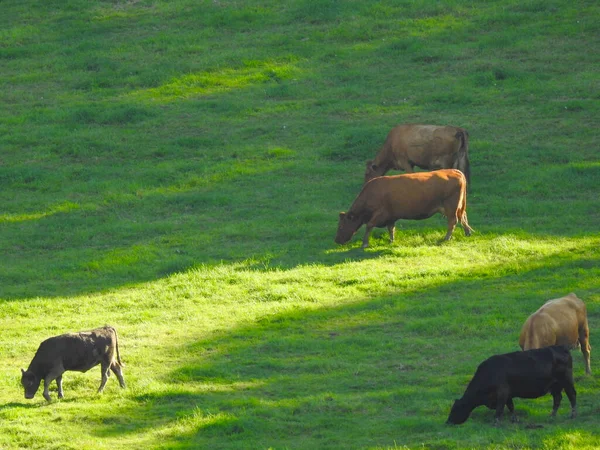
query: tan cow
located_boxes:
[519,293,591,374]
[335,169,472,248]
[364,124,470,184]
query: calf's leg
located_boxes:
[111,363,126,388]
[56,375,64,399]
[43,365,65,402]
[98,361,111,393]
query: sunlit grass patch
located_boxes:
[131,60,301,101]
[0,201,81,224]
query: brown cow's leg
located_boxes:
[361,225,373,248]
[460,211,473,237]
[444,215,458,241]
[387,223,395,243]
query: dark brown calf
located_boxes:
[21,326,125,401]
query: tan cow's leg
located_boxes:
[579,328,592,374]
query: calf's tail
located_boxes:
[109,326,124,367]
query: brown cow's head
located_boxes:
[364,160,384,183]
[21,369,41,399]
[335,212,362,245]
[446,397,472,425]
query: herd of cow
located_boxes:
[19,124,592,428]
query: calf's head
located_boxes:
[364,160,384,183]
[21,369,41,399]
[446,398,472,425]
[335,212,362,245]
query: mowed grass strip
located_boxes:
[0,0,599,448]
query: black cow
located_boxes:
[20,326,125,401]
[446,346,576,425]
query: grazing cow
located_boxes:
[519,293,591,374]
[335,169,472,248]
[364,124,470,184]
[20,326,125,401]
[446,346,576,425]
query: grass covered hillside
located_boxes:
[1,0,599,448]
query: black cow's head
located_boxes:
[21,369,41,399]
[335,212,362,245]
[446,397,472,425]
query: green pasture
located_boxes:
[1,0,599,448]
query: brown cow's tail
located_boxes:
[456,173,473,235]
[455,130,470,186]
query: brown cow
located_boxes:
[364,124,470,184]
[21,326,125,401]
[335,169,472,248]
[519,293,591,374]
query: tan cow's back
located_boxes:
[519,293,591,374]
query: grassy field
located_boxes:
[1,0,599,448]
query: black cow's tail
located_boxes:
[455,130,470,186]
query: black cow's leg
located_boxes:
[98,361,111,393]
[56,375,64,399]
[111,363,126,388]
[564,380,577,419]
[494,388,508,425]
[506,398,518,423]
[550,385,562,417]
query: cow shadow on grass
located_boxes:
[88,251,600,449]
